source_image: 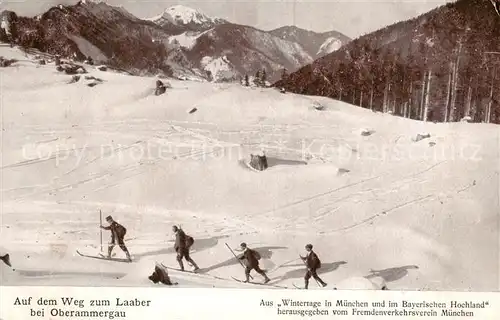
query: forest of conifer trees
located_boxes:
[276,0,500,124]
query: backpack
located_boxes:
[314,254,321,269]
[185,235,194,248]
[253,250,261,260]
[115,224,127,238]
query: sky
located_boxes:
[0,0,454,38]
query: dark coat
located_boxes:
[103,221,126,243]
[239,248,259,268]
[174,229,187,252]
[303,251,321,270]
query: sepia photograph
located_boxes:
[0,0,499,294]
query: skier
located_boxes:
[238,242,270,283]
[100,215,132,262]
[172,225,199,272]
[300,244,327,289]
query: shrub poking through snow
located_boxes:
[249,153,268,171]
[0,253,11,267]
[85,76,103,82]
[68,75,81,84]
[154,79,171,96]
[413,133,431,142]
[361,129,375,136]
[59,64,87,75]
[313,101,326,110]
[0,56,17,67]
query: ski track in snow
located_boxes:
[0,46,497,291]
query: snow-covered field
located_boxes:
[0,45,498,291]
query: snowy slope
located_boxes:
[317,37,343,57]
[168,31,209,50]
[0,46,498,291]
[201,56,238,82]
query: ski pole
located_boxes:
[99,210,103,253]
[225,243,253,280]
[299,254,321,287]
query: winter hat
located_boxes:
[305,244,313,250]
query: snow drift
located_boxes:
[0,45,497,291]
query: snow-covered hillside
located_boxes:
[317,37,343,57]
[0,45,498,291]
[184,25,314,82]
[168,31,207,50]
[201,56,238,82]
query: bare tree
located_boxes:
[444,62,454,122]
[486,66,496,123]
[422,70,432,122]
[464,78,473,118]
[449,41,463,122]
[370,78,374,110]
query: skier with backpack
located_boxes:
[100,215,132,262]
[300,244,327,289]
[239,242,270,283]
[172,225,199,272]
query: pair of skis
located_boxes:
[291,255,329,289]
[76,250,132,263]
[79,210,132,263]
[224,243,289,288]
[160,264,285,287]
[230,276,288,288]
[161,244,287,288]
[76,250,301,289]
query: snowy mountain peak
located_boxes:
[149,5,227,31]
[165,5,210,25]
[79,0,105,5]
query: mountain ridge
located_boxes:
[269,25,351,59]
[0,2,350,82]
